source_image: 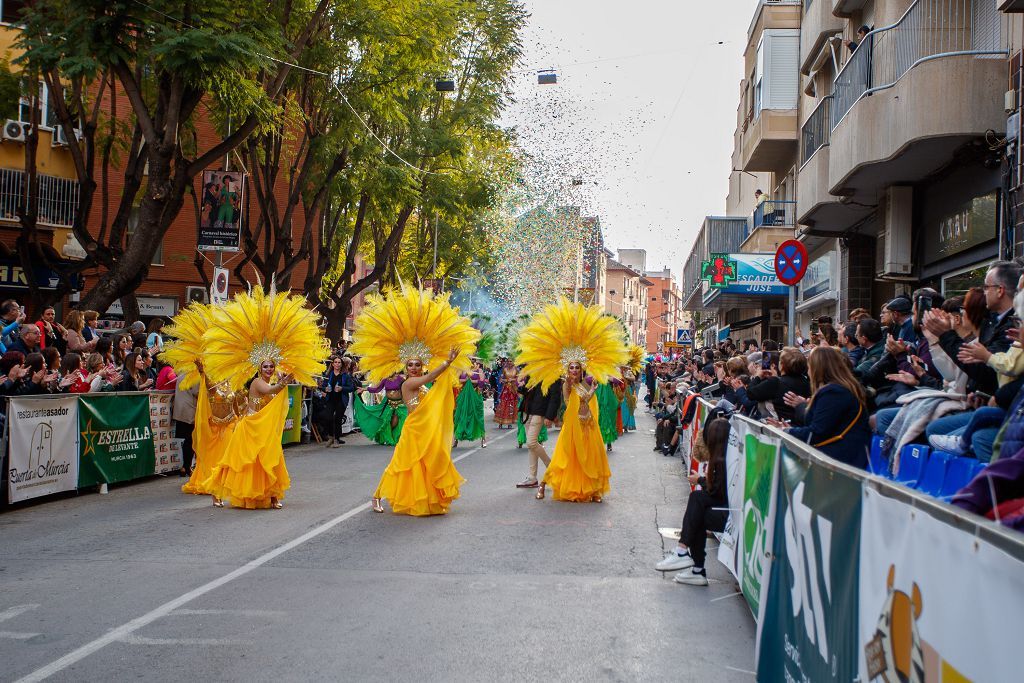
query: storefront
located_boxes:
[94,295,180,329]
[701,253,788,345]
[795,248,838,335]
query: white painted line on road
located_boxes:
[118,635,244,646]
[171,608,287,617]
[452,428,516,464]
[0,631,40,640]
[14,432,504,683]
[724,665,756,676]
[709,591,744,603]
[0,604,40,622]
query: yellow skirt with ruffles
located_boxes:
[544,390,611,501]
[182,378,234,495]
[374,370,464,516]
[202,389,291,509]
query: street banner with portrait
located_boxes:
[78,394,156,487]
[197,170,246,251]
[858,488,1024,682]
[7,396,79,502]
[756,444,862,683]
[149,392,182,474]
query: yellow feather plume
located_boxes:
[160,302,213,390]
[515,298,629,391]
[202,286,331,392]
[349,286,481,385]
[628,344,645,374]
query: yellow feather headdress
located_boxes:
[628,344,645,374]
[515,298,629,391]
[348,286,481,385]
[202,285,330,392]
[160,302,213,390]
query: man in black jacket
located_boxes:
[516,377,562,488]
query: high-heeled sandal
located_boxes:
[212,497,224,508]
[270,499,283,509]
[535,483,545,500]
[591,494,603,503]
[371,498,385,513]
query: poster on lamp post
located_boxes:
[197,170,246,251]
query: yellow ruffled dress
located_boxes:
[203,389,291,509]
[181,378,236,495]
[544,388,611,501]
[374,370,465,516]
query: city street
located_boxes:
[0,410,755,682]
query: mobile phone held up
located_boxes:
[915,295,932,327]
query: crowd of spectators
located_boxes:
[646,258,1024,557]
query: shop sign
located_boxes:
[105,296,178,318]
[702,254,788,305]
[0,260,83,291]
[800,253,832,301]
[922,191,997,265]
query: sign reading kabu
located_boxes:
[703,254,787,305]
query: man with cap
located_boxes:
[886,296,917,346]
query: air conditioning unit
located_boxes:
[876,186,914,279]
[51,125,83,147]
[185,286,209,304]
[2,119,28,143]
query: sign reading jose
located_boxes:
[7,396,79,503]
[78,394,156,487]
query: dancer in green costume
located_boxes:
[453,360,488,448]
[353,374,408,446]
[596,381,620,451]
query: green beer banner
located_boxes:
[757,444,861,682]
[282,385,303,444]
[78,394,156,487]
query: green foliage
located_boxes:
[0,59,20,121]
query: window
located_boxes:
[18,81,58,128]
[126,208,163,265]
[0,0,27,25]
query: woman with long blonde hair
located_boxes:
[777,346,870,468]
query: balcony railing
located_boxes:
[752,200,797,229]
[832,0,1003,130]
[801,96,832,166]
[0,168,79,229]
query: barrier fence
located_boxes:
[679,396,1024,682]
[4,386,307,505]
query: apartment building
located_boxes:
[605,255,650,348]
[616,248,685,353]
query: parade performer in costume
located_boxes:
[596,380,621,451]
[349,287,480,516]
[621,345,644,432]
[201,286,329,509]
[162,303,239,499]
[453,358,488,448]
[353,373,408,445]
[517,299,628,502]
[494,360,520,428]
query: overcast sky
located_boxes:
[503,0,760,279]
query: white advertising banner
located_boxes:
[7,396,79,502]
[717,417,747,581]
[859,488,1024,682]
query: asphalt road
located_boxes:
[0,406,755,682]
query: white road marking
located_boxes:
[0,631,41,640]
[0,604,40,623]
[170,608,287,617]
[724,665,756,676]
[14,433,503,683]
[118,635,244,646]
[709,591,744,603]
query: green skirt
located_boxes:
[516,398,549,447]
[353,395,408,446]
[454,383,487,441]
[596,383,620,445]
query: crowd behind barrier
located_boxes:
[671,393,1024,682]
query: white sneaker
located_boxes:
[928,433,967,455]
[655,551,694,572]
[674,568,708,586]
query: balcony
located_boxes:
[825,0,1005,227]
[752,200,796,228]
[801,0,845,74]
[831,0,869,17]
[0,168,79,229]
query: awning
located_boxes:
[729,314,767,332]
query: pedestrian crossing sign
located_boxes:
[676,329,692,345]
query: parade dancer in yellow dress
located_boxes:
[199,285,329,509]
[516,298,628,503]
[348,287,480,516]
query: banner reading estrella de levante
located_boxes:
[757,444,861,683]
[78,394,155,487]
[7,396,79,503]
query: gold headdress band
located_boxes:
[249,340,284,368]
[560,345,588,368]
[398,339,432,366]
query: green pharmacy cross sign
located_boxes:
[701,253,738,289]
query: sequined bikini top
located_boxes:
[406,385,429,412]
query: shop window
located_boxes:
[126,208,163,265]
[0,0,26,25]
[942,264,989,299]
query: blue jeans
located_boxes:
[924,411,972,439]
[874,406,901,437]
[960,407,1005,448]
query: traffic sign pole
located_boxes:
[788,286,796,346]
